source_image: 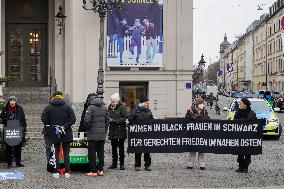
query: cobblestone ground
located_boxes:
[1,103,284,189]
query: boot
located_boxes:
[108,164,117,169]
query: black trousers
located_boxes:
[110,139,125,165]
[5,142,22,165]
[88,140,105,172]
[237,154,251,170]
[54,142,71,173]
[135,153,151,167]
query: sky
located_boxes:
[193,0,275,68]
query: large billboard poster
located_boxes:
[107,0,163,67]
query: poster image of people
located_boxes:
[107,0,163,67]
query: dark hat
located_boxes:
[8,96,17,102]
[140,96,149,103]
[195,97,204,105]
[241,97,251,107]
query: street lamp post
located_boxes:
[82,0,122,99]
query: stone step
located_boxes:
[26,132,44,139]
[3,97,50,104]
[26,122,80,128]
[26,117,42,123]
[23,108,45,117]
[3,87,51,94]
[26,128,81,139]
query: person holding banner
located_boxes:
[1,96,26,168]
[234,97,257,173]
[128,97,154,171]
[84,94,110,177]
[108,93,128,170]
[185,97,210,170]
[41,91,76,179]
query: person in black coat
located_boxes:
[78,93,97,134]
[108,93,128,170]
[234,97,257,173]
[1,96,27,168]
[84,95,110,177]
[41,91,76,179]
[128,97,154,171]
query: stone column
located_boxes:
[54,0,65,91]
[64,0,100,103]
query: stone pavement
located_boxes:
[0,106,284,189]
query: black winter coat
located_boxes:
[128,105,154,124]
[234,107,257,120]
[185,105,210,120]
[108,103,128,140]
[84,97,110,141]
[1,103,27,135]
[41,99,76,144]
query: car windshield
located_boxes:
[231,100,271,113]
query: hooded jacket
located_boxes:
[84,97,110,141]
[41,98,76,144]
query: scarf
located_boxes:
[8,105,16,114]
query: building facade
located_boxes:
[252,17,267,92]
[219,0,284,93]
[267,1,284,92]
[0,0,193,118]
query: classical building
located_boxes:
[267,0,284,92]
[252,15,268,92]
[0,0,193,118]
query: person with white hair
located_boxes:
[108,93,128,170]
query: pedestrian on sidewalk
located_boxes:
[1,96,27,168]
[108,93,128,170]
[185,97,210,170]
[41,91,76,179]
[234,97,256,173]
[128,97,154,171]
[84,94,110,177]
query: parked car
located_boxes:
[223,98,282,139]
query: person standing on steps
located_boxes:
[108,93,128,170]
[1,96,27,168]
[128,97,154,171]
[41,91,76,179]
